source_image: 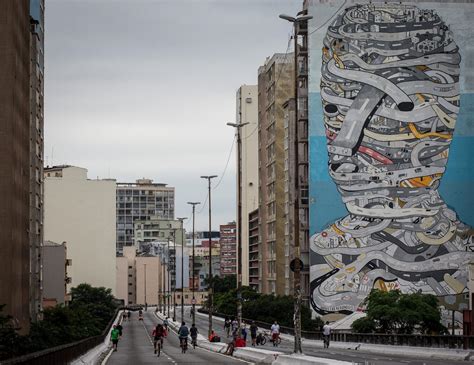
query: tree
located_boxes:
[203,275,237,293]
[351,289,446,334]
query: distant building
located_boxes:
[186,235,220,290]
[220,222,237,277]
[134,217,184,248]
[116,179,175,254]
[44,166,116,294]
[258,53,294,295]
[236,85,259,286]
[42,241,70,308]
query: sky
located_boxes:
[45,0,301,232]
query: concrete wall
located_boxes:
[44,166,116,294]
[43,242,66,305]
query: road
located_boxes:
[183,306,469,365]
[106,310,246,364]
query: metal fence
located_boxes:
[1,309,119,365]
[198,309,474,350]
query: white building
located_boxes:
[44,166,116,294]
[236,85,259,286]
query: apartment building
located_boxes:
[236,85,259,286]
[29,0,45,324]
[257,53,294,295]
[44,166,116,294]
[0,0,41,333]
[248,209,260,291]
[116,179,175,254]
[134,217,184,247]
[220,222,237,277]
[42,241,70,308]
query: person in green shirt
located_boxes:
[111,325,120,351]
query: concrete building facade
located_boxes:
[44,166,116,294]
[0,0,36,333]
[257,53,294,295]
[116,179,175,254]
[220,222,237,277]
[248,209,260,291]
[134,217,184,248]
[42,241,70,307]
[236,85,259,286]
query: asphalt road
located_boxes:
[181,306,469,365]
[106,310,246,365]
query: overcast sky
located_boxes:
[45,0,301,231]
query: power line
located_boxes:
[213,134,236,190]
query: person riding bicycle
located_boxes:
[190,323,198,348]
[270,321,280,347]
[152,324,165,354]
[178,321,189,350]
[190,307,195,318]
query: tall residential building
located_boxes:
[220,222,237,277]
[29,0,45,323]
[0,0,37,334]
[116,179,175,254]
[258,53,294,295]
[236,85,258,286]
[248,209,260,291]
[44,166,116,294]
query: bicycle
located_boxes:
[180,337,188,353]
[154,337,163,356]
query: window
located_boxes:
[128,274,132,277]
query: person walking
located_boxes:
[270,321,280,347]
[224,317,231,337]
[190,323,198,348]
[110,325,120,351]
[250,321,258,347]
[231,318,239,339]
[323,321,331,348]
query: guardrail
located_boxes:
[1,308,120,365]
[197,309,474,350]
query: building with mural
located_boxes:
[307,0,474,320]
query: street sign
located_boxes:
[290,258,304,272]
[191,298,196,305]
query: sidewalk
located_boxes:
[194,309,473,362]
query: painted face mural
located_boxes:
[310,3,474,316]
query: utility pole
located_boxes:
[227,121,249,327]
[201,175,217,337]
[167,236,171,318]
[279,12,312,355]
[172,229,177,322]
[187,201,201,325]
[177,217,187,324]
[144,263,147,309]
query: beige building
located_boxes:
[44,166,116,294]
[42,241,71,308]
[258,53,294,295]
[236,85,258,286]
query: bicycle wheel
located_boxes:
[277,337,282,345]
[261,337,266,345]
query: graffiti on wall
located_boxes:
[310,3,474,316]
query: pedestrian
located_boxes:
[241,322,247,342]
[231,318,238,339]
[270,321,280,347]
[122,311,127,321]
[110,325,120,351]
[224,317,231,337]
[250,321,258,347]
[116,323,123,337]
[323,321,331,348]
[127,310,131,320]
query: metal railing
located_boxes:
[197,309,474,350]
[1,309,120,365]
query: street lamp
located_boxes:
[177,217,187,324]
[227,121,249,328]
[171,228,178,322]
[167,236,171,318]
[144,263,147,310]
[187,201,201,325]
[279,11,313,355]
[201,174,217,337]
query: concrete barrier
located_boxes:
[273,354,353,365]
[233,347,284,364]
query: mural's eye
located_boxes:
[325,104,338,113]
[398,102,414,112]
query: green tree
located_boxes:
[351,289,446,334]
[203,275,237,293]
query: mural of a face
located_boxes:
[311,3,474,316]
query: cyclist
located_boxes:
[163,317,169,332]
[270,321,280,347]
[178,321,189,353]
[152,324,165,355]
[190,323,198,349]
[224,317,231,337]
[190,307,195,318]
